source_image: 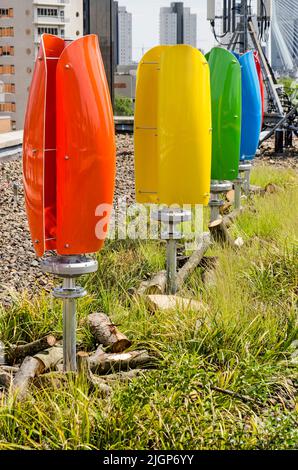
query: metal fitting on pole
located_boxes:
[152,208,191,295]
[210,181,233,223]
[239,161,252,196]
[41,255,98,372]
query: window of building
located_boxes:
[12,120,16,130]
[0,64,15,75]
[0,8,13,18]
[0,45,14,56]
[0,102,16,112]
[37,27,59,36]
[0,27,14,37]
[37,8,58,18]
[3,83,15,93]
[60,29,65,38]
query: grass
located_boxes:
[0,165,297,450]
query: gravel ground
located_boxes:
[0,134,297,304]
[0,134,135,304]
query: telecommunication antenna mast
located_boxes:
[207,0,297,148]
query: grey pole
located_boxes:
[152,209,191,296]
[239,161,252,196]
[234,176,242,210]
[41,255,98,374]
[62,277,77,372]
[166,234,177,295]
[210,192,221,223]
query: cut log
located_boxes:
[12,357,43,399]
[209,219,235,247]
[265,183,281,194]
[226,189,235,203]
[88,348,154,375]
[249,185,266,196]
[77,352,112,395]
[145,295,206,313]
[0,369,12,389]
[34,346,63,371]
[12,346,63,400]
[87,313,131,353]
[7,335,57,364]
[137,270,167,296]
[175,232,211,290]
[220,201,232,215]
[34,372,73,390]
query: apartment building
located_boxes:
[0,1,83,130]
[159,2,197,47]
[117,5,132,65]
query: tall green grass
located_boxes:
[0,166,297,450]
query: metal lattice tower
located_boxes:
[271,0,298,72]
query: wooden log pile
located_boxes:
[0,315,154,399]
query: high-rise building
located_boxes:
[159,2,197,47]
[118,5,132,65]
[0,1,83,130]
[271,0,298,72]
[83,0,118,106]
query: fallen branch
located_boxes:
[137,233,212,296]
[194,382,263,407]
[86,348,154,375]
[87,313,131,353]
[0,365,19,373]
[12,346,63,399]
[175,233,212,290]
[7,335,57,365]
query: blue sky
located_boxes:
[122,0,216,61]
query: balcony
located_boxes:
[34,15,69,25]
[33,1,70,5]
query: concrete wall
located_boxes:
[0,0,34,129]
[0,115,11,133]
